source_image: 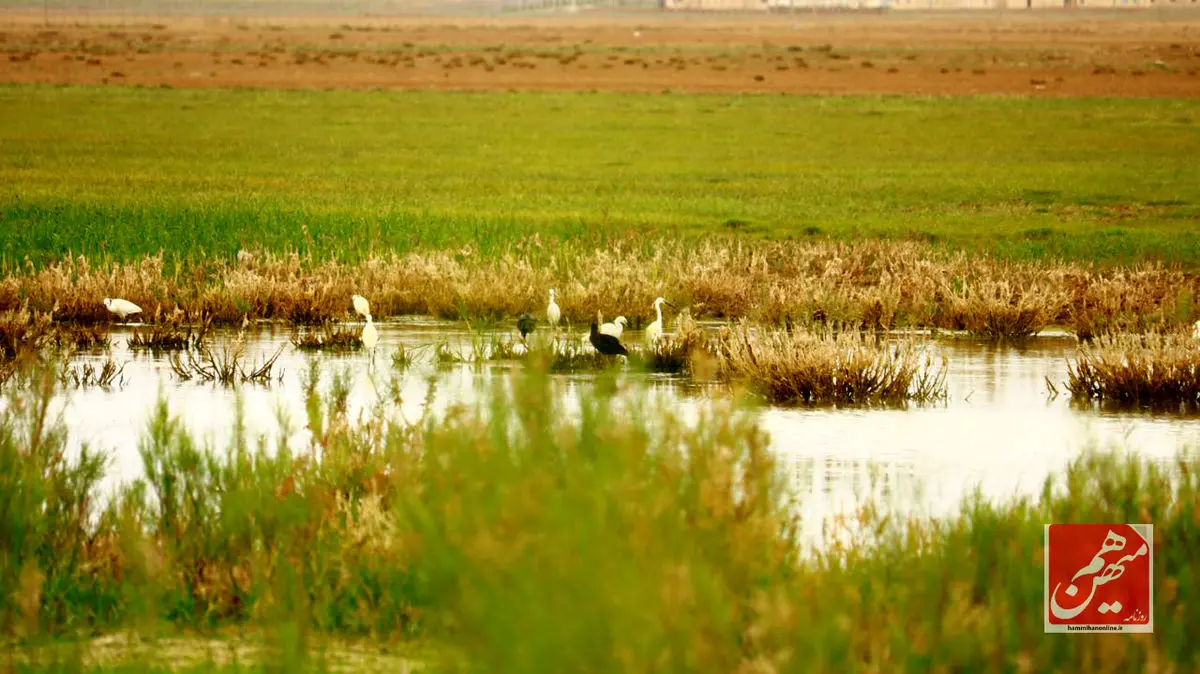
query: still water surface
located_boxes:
[40,320,1200,540]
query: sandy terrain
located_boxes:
[2,9,1199,96]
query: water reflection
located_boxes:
[21,324,1200,542]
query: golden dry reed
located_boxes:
[289,320,364,351]
[719,323,948,405]
[168,336,284,386]
[0,305,54,362]
[1067,332,1200,407]
[0,305,112,382]
[128,308,212,352]
[2,238,1196,338]
[638,308,716,374]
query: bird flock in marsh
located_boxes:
[103,288,681,362]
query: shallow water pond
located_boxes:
[32,320,1200,541]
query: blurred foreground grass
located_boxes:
[1,356,1197,672]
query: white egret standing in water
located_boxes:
[103,297,142,321]
[547,289,561,331]
[643,297,677,350]
[362,315,379,364]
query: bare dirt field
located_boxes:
[2,9,1199,96]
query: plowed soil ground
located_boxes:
[2,9,1200,96]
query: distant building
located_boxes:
[665,0,1164,9]
[664,0,770,10]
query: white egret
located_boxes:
[362,315,379,354]
[103,297,142,321]
[1193,320,1200,340]
[352,294,371,320]
[599,316,628,338]
[643,297,678,350]
[547,289,561,330]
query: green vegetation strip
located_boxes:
[1,85,1199,266]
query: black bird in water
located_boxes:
[589,320,628,357]
[517,313,537,341]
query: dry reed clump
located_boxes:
[941,275,1069,339]
[169,338,284,385]
[289,320,363,351]
[1066,332,1200,407]
[57,358,126,389]
[636,309,715,375]
[0,254,172,324]
[0,308,58,385]
[128,309,212,352]
[0,306,55,362]
[1067,263,1197,340]
[49,324,111,351]
[4,240,1200,339]
[718,323,947,405]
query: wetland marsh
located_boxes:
[3,9,1200,670]
[40,320,1200,527]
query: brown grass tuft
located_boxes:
[128,309,212,352]
[1066,332,1200,407]
[58,358,126,388]
[50,324,111,351]
[289,320,363,351]
[637,309,713,374]
[169,337,283,385]
[0,305,55,362]
[943,275,1067,339]
[718,323,947,405]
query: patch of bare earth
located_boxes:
[1,10,1199,96]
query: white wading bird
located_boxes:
[643,297,678,350]
[547,289,561,330]
[362,316,378,351]
[352,294,371,320]
[103,297,142,321]
[361,316,379,368]
[599,315,628,339]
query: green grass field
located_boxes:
[2,85,1199,267]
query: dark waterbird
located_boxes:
[517,313,537,341]
[589,320,628,357]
